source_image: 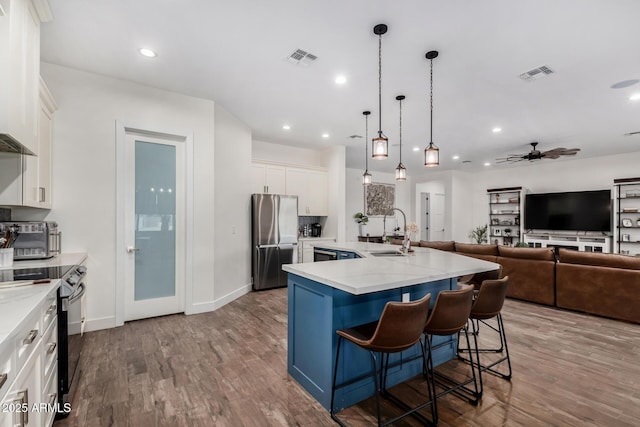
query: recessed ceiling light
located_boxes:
[413,147,420,152]
[322,133,330,138]
[630,93,640,101]
[282,124,291,130]
[452,155,460,160]
[484,162,491,166]
[335,75,347,85]
[492,127,502,133]
[138,48,157,58]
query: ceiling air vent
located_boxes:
[287,49,318,66]
[349,135,363,139]
[519,65,554,82]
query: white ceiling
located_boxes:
[41,0,640,176]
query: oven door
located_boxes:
[313,248,337,262]
[66,283,86,393]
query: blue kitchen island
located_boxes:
[282,242,500,412]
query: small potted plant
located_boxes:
[353,212,369,237]
[468,225,488,244]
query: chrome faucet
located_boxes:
[383,208,409,252]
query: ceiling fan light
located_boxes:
[395,163,407,181]
[363,170,372,185]
[424,142,439,167]
[372,136,388,159]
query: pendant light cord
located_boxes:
[430,58,433,143]
[365,114,369,170]
[399,98,402,163]
[378,34,383,137]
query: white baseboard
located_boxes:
[74,316,116,333]
[186,282,252,314]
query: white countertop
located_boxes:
[282,242,499,295]
[0,252,87,271]
[0,280,60,353]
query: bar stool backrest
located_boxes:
[364,293,432,353]
[471,276,509,320]
[424,284,474,336]
[467,266,503,289]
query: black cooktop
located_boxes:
[0,265,75,283]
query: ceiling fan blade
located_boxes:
[542,147,566,154]
[544,154,561,159]
[559,151,579,156]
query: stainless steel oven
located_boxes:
[314,248,337,262]
[56,265,87,418]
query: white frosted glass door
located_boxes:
[125,133,185,321]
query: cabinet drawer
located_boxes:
[42,356,58,427]
[42,321,57,387]
[0,344,14,402]
[14,309,41,374]
[41,291,57,332]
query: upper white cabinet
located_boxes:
[285,168,328,216]
[0,0,49,154]
[22,79,56,208]
[0,79,56,208]
[251,163,286,194]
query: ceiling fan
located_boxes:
[496,142,580,163]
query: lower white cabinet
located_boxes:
[0,286,58,427]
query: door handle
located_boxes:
[126,246,140,253]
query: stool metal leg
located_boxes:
[330,337,345,426]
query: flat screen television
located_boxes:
[525,190,611,232]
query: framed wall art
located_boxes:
[364,183,395,216]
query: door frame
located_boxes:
[115,121,194,326]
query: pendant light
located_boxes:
[395,95,407,181]
[424,50,440,167]
[362,111,372,185]
[372,24,389,159]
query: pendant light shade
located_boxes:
[424,50,440,167]
[372,24,388,160]
[395,95,407,181]
[362,111,372,186]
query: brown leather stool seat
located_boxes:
[458,276,512,395]
[330,293,432,427]
[423,284,479,425]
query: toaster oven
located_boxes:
[0,221,61,260]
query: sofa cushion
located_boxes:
[498,246,555,261]
[559,248,640,270]
[556,263,640,323]
[419,240,455,251]
[498,256,556,306]
[454,243,499,256]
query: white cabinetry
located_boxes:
[251,163,286,194]
[0,0,45,154]
[0,285,58,427]
[487,187,523,246]
[22,79,56,208]
[524,234,611,253]
[286,168,328,216]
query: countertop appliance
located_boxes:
[311,223,322,237]
[0,221,61,260]
[251,194,298,290]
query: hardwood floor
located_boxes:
[54,288,640,426]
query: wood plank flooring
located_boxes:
[54,289,640,426]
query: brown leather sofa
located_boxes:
[556,249,640,323]
[418,241,639,323]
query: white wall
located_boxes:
[323,145,346,242]
[213,105,253,306]
[470,151,640,229]
[346,168,414,241]
[38,63,251,331]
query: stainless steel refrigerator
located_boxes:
[251,194,298,290]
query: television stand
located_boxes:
[523,233,611,254]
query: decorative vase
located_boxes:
[359,224,367,237]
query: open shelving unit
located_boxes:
[614,177,640,256]
[487,187,524,246]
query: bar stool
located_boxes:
[458,266,503,290]
[458,276,512,395]
[423,284,478,425]
[330,293,432,427]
